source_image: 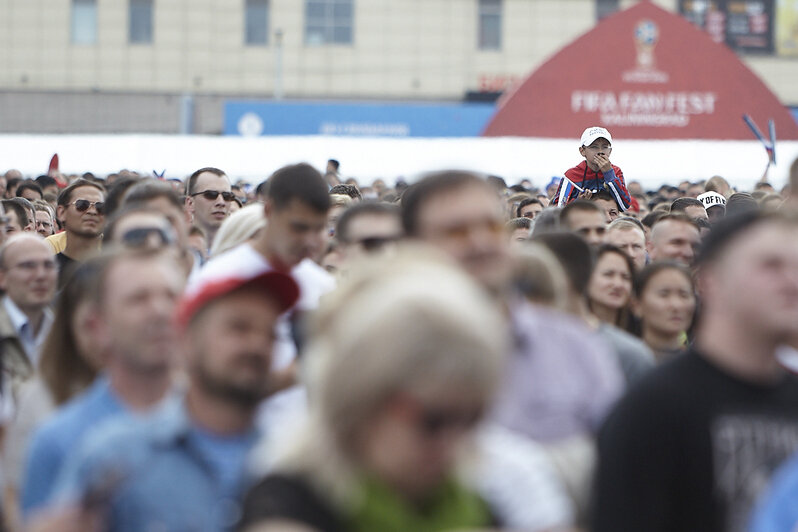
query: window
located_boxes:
[129,0,153,44]
[305,0,353,45]
[245,0,269,45]
[71,0,97,45]
[596,0,620,21]
[478,0,502,50]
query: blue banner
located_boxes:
[224,100,496,137]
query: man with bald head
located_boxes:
[647,214,701,266]
[0,235,58,440]
[0,234,57,368]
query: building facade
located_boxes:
[1,0,796,133]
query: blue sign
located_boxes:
[224,100,496,137]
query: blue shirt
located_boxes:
[21,375,126,518]
[53,395,260,532]
[749,451,798,532]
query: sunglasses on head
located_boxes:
[191,190,236,202]
[71,200,105,214]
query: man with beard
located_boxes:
[53,179,106,286]
[34,270,299,532]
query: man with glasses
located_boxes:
[184,167,233,252]
[334,201,402,271]
[32,201,55,237]
[54,179,106,286]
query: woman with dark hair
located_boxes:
[632,261,696,361]
[2,261,104,528]
[587,244,635,331]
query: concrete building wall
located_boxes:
[0,0,796,133]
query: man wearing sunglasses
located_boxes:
[334,201,402,271]
[184,167,233,253]
[54,179,106,287]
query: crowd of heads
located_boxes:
[1,142,798,532]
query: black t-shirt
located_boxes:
[55,252,77,288]
[238,474,343,532]
[592,349,798,532]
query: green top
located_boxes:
[347,474,493,532]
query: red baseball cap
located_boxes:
[176,271,299,328]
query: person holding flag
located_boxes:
[553,126,632,212]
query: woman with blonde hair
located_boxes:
[209,202,267,258]
[240,246,508,532]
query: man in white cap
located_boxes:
[553,126,632,213]
[697,191,727,223]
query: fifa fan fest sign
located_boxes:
[483,1,798,140]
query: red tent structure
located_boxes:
[483,1,798,140]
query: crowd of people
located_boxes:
[0,126,798,532]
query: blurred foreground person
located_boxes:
[21,248,184,519]
[401,171,622,523]
[239,247,508,532]
[593,211,798,532]
[192,164,334,422]
[35,270,298,532]
[2,260,104,531]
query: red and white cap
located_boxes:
[176,270,299,328]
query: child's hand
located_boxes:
[594,154,612,173]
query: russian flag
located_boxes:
[556,176,583,207]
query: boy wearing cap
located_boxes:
[554,126,632,212]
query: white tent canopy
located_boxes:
[2,134,794,192]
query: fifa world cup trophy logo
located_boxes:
[634,19,659,70]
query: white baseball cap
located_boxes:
[580,126,612,147]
